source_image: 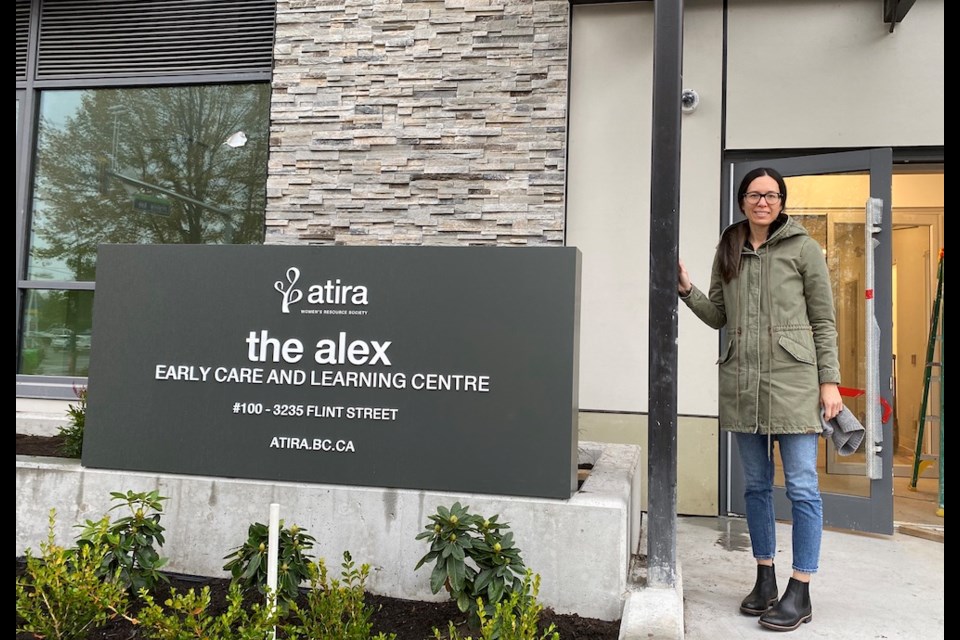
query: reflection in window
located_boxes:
[19,289,95,377]
[27,84,270,283]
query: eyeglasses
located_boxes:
[742,192,783,205]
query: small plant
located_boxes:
[17,509,132,640]
[415,502,527,621]
[285,550,397,640]
[434,571,559,640]
[57,384,87,458]
[223,519,316,611]
[137,581,280,640]
[75,489,170,591]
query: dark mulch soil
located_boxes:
[16,434,621,639]
[17,432,69,457]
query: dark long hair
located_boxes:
[716,167,788,283]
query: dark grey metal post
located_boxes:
[647,0,683,588]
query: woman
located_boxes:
[678,167,842,632]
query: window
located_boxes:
[28,85,270,284]
[16,0,275,394]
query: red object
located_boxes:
[865,289,874,299]
[838,386,892,423]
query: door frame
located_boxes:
[723,149,895,535]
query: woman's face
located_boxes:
[741,175,784,231]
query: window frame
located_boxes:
[16,0,275,399]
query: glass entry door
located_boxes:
[727,149,894,535]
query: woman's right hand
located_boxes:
[678,259,692,296]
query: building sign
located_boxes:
[83,245,581,499]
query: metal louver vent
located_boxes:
[36,0,276,80]
[17,2,30,81]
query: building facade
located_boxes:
[16,0,944,529]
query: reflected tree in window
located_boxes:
[29,84,270,282]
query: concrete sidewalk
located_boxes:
[622,515,944,639]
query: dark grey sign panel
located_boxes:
[83,245,581,499]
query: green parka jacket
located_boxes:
[681,214,841,434]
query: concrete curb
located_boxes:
[618,564,684,640]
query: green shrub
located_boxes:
[137,581,280,640]
[415,502,527,621]
[16,509,132,640]
[223,520,315,611]
[433,571,558,640]
[57,385,87,458]
[75,489,170,591]
[284,550,397,640]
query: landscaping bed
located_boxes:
[16,434,621,639]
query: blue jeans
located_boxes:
[735,432,822,574]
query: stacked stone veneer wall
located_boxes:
[268,0,570,245]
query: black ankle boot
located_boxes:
[759,577,812,631]
[740,564,778,615]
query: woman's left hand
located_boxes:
[820,383,843,421]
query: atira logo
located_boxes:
[274,267,304,313]
[274,267,369,314]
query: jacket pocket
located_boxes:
[775,333,816,365]
[716,337,736,365]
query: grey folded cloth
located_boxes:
[820,406,865,456]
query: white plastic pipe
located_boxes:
[267,503,280,638]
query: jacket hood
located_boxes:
[723,213,809,248]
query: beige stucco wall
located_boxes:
[567,0,725,416]
[726,0,944,149]
[578,412,719,516]
[566,1,725,516]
